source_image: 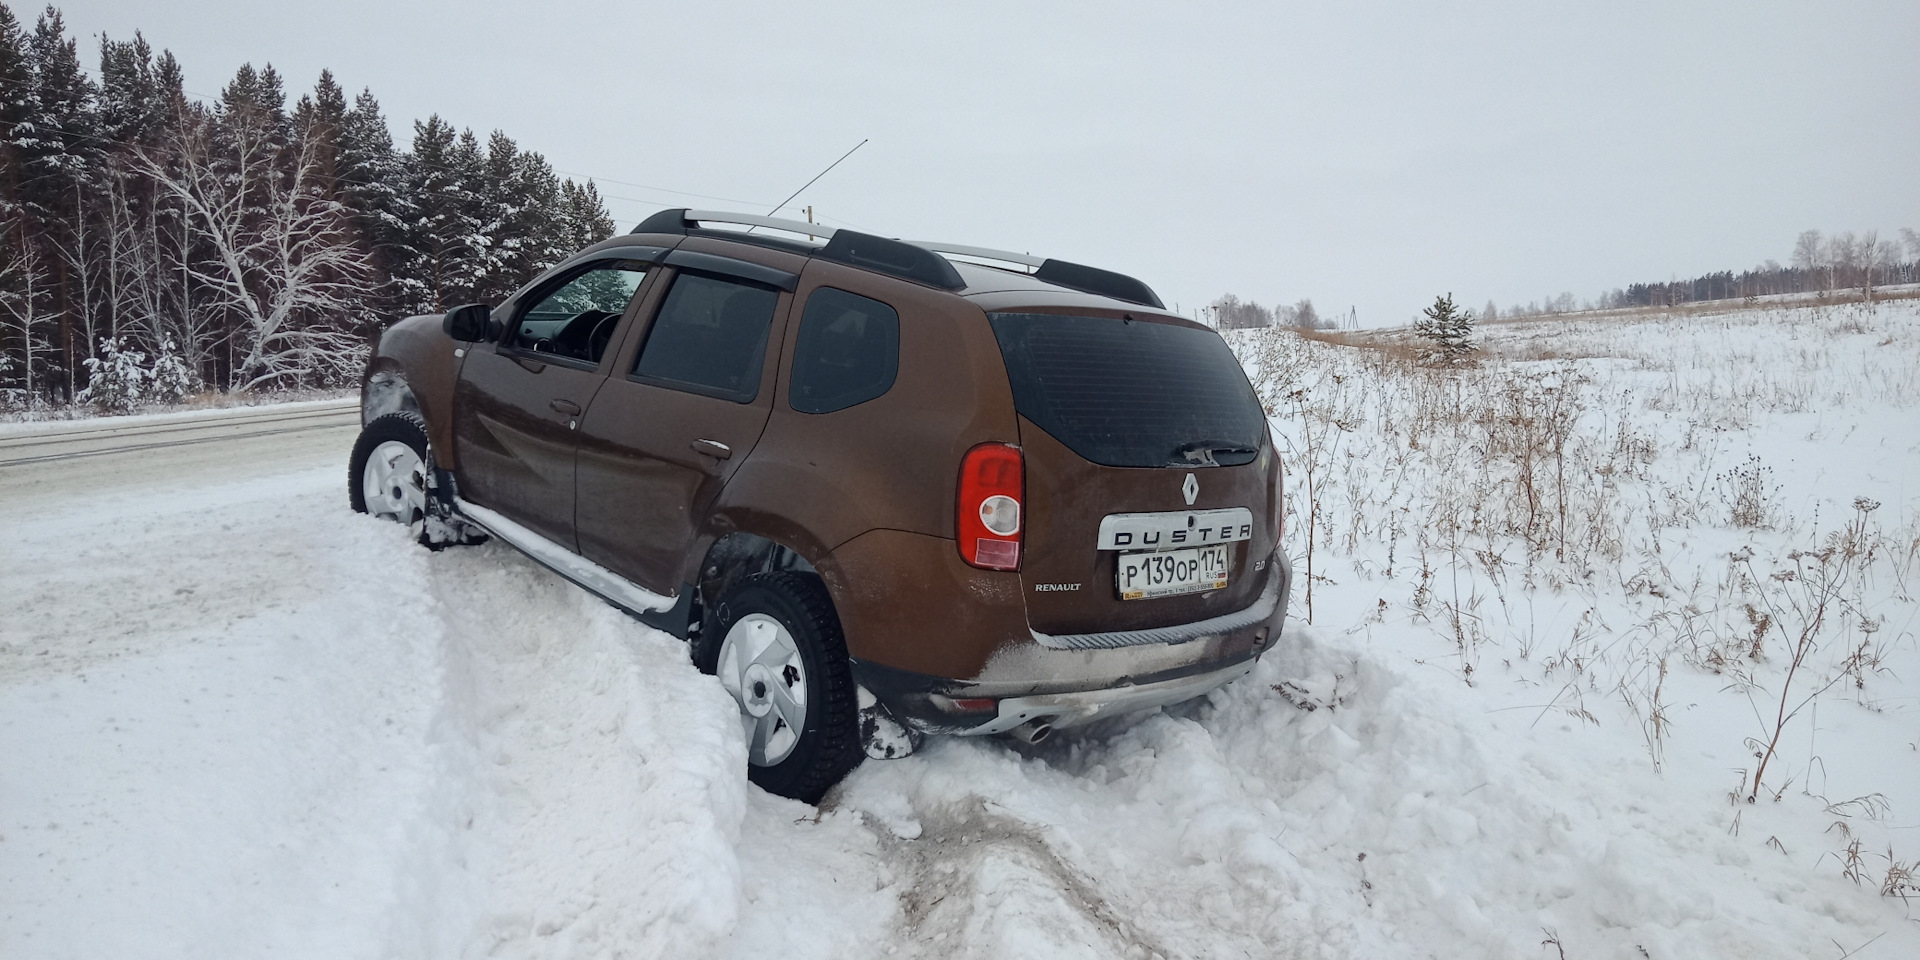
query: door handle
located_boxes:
[690,438,732,460]
[549,398,582,416]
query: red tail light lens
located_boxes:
[958,443,1023,571]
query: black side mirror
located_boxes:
[443,303,497,342]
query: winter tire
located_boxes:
[695,572,863,803]
[349,411,437,547]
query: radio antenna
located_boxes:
[763,138,868,219]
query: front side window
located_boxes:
[632,273,779,403]
[788,287,899,414]
[509,260,648,364]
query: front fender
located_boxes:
[361,314,464,468]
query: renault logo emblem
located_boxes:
[1182,472,1198,506]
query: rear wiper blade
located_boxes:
[1173,440,1258,467]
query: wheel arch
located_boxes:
[652,526,834,643]
[361,362,420,426]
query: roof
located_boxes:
[624,208,1169,313]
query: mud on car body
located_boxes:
[351,208,1292,802]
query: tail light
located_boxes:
[958,443,1023,571]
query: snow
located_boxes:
[3,300,1918,958]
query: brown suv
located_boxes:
[350,209,1291,802]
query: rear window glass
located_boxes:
[632,273,778,403]
[988,313,1267,468]
[789,287,899,414]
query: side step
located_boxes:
[452,497,695,635]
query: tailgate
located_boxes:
[1018,422,1278,635]
[986,311,1279,636]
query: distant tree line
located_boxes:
[1207,293,1338,331]
[0,3,615,408]
[1495,227,1920,321]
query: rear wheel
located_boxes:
[695,572,862,803]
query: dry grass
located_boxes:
[1233,297,1920,896]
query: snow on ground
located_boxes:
[3,300,1917,958]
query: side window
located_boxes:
[509,260,648,364]
[788,287,899,414]
[632,273,779,403]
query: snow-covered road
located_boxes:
[5,307,1918,959]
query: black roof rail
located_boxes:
[816,230,965,291]
[631,207,693,234]
[1032,259,1165,309]
[907,241,1164,309]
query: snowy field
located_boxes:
[3,300,1917,959]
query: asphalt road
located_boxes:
[0,399,360,512]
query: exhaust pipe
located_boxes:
[1010,718,1054,744]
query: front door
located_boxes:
[576,268,790,592]
[451,258,652,550]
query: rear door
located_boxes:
[989,311,1281,635]
[574,255,796,593]
[451,258,652,549]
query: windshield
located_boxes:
[988,312,1267,468]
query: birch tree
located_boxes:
[138,113,371,391]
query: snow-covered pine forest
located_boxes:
[0,3,617,412]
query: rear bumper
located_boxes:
[851,551,1291,735]
[962,655,1257,735]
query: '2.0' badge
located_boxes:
[1182,472,1198,506]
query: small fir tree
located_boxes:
[1415,292,1475,364]
[148,336,194,403]
[78,336,147,412]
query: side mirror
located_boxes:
[443,303,497,342]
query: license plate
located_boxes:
[1116,545,1230,600]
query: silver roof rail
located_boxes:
[683,209,837,240]
[906,241,1043,270]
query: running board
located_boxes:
[452,498,689,630]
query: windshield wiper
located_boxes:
[1173,440,1258,467]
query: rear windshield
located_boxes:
[988,313,1267,468]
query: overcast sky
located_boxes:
[57,0,1920,325]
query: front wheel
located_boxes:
[695,572,863,803]
[348,411,488,549]
[350,412,430,529]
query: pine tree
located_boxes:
[478,131,564,299]
[97,32,164,146]
[399,115,486,311]
[0,4,36,217]
[1414,292,1475,364]
[20,6,99,399]
[335,88,408,323]
[558,178,614,251]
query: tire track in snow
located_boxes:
[873,798,1180,960]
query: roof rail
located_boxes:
[631,207,839,241]
[631,210,1154,303]
[818,231,965,291]
[1033,259,1165,310]
[909,241,1164,309]
[908,241,1044,270]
